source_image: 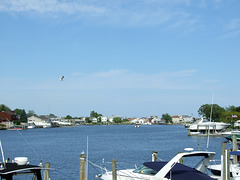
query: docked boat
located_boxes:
[208,151,240,179]
[135,123,140,128]
[27,123,36,129]
[221,131,240,142]
[34,121,52,128]
[188,118,230,133]
[0,141,49,180]
[97,148,216,180]
[0,158,45,180]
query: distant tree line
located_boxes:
[1,104,240,125]
[198,104,240,123]
[0,104,37,123]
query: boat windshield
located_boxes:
[133,165,157,175]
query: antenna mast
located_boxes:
[0,140,6,168]
[206,92,214,151]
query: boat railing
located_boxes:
[209,159,221,166]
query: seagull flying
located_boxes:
[59,76,64,81]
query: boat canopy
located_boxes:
[230,151,240,156]
[0,163,43,180]
[143,162,215,180]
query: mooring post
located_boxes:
[44,162,50,180]
[178,152,183,164]
[226,149,230,180]
[112,159,117,180]
[152,151,158,162]
[222,142,226,180]
[232,134,238,164]
[80,152,86,180]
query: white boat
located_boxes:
[135,123,140,128]
[188,118,230,132]
[58,121,73,126]
[221,131,240,142]
[34,121,52,128]
[97,148,216,180]
[208,151,240,179]
[0,140,49,180]
[27,123,36,129]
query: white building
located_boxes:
[172,115,193,124]
[27,115,51,128]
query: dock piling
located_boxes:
[222,142,230,180]
[80,152,86,180]
[112,159,117,180]
[44,162,50,180]
[152,151,158,162]
[232,134,238,164]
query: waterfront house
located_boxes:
[27,115,51,128]
[89,117,98,123]
[234,120,240,128]
[73,118,86,125]
[182,115,193,122]
[0,111,18,128]
[172,115,193,124]
[172,115,182,123]
[100,116,108,123]
[129,118,140,124]
[150,117,162,124]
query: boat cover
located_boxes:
[143,162,216,180]
[230,151,240,156]
[0,163,42,175]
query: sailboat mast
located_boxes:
[0,140,6,168]
[206,92,214,151]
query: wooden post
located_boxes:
[44,162,50,180]
[152,151,158,162]
[80,152,86,180]
[226,149,230,180]
[178,152,183,164]
[112,159,117,180]
[222,142,226,180]
[232,134,238,164]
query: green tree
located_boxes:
[98,117,102,123]
[162,113,172,124]
[0,104,11,112]
[221,111,240,123]
[14,108,23,116]
[225,105,236,112]
[113,117,122,123]
[90,111,102,118]
[198,104,225,121]
[236,106,240,112]
[27,110,35,117]
[14,109,27,123]
[65,115,72,119]
[20,110,27,123]
[85,117,92,123]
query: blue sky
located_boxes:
[0,0,240,118]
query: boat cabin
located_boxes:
[0,161,44,180]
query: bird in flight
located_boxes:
[59,76,64,81]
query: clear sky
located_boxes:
[0,0,240,118]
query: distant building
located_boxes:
[0,111,18,128]
[100,116,108,123]
[27,115,51,128]
[172,115,193,124]
[172,115,182,123]
[181,115,193,122]
[89,117,98,123]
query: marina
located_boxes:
[0,125,233,179]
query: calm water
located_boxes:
[0,125,230,179]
